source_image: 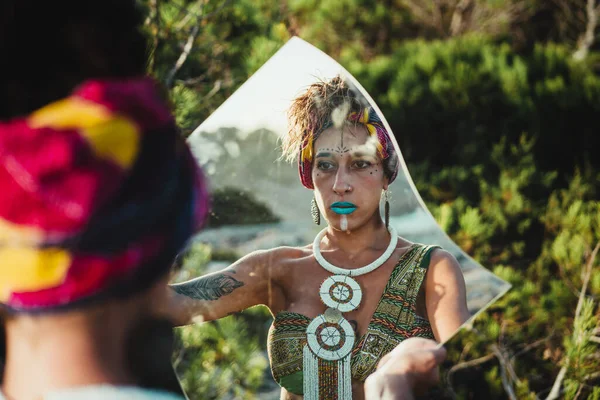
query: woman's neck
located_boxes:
[323,218,390,258]
[2,314,134,400]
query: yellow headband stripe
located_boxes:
[29,98,140,169]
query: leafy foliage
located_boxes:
[138,0,600,397]
[173,311,270,400]
[209,187,281,227]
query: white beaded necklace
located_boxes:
[312,225,399,276]
[302,224,399,400]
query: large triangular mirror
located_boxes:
[174,36,511,400]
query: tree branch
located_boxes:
[573,0,600,60]
[584,371,600,381]
[546,240,599,399]
[491,344,518,400]
[575,241,599,318]
[573,383,584,400]
[546,367,568,400]
[445,352,496,399]
[176,73,209,86]
[447,352,496,374]
[449,0,474,36]
[147,0,161,74]
[164,0,232,88]
[165,23,200,88]
[169,0,232,23]
[510,330,555,361]
[400,0,447,36]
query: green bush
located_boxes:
[343,36,600,398]
[346,36,600,191]
[173,311,269,400]
[209,187,281,227]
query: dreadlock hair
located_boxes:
[281,75,398,183]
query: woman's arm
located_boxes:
[424,249,470,342]
[167,248,286,326]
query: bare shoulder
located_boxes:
[396,236,414,250]
[232,245,312,272]
[428,248,463,277]
[425,248,467,298]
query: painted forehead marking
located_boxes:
[315,146,377,157]
[316,120,379,158]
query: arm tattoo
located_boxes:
[171,273,244,301]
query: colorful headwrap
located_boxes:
[0,77,209,312]
[298,107,398,189]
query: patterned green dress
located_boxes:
[267,243,439,395]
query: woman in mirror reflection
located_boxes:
[171,76,470,400]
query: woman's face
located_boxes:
[312,124,387,232]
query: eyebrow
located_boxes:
[315,152,333,158]
[350,150,376,158]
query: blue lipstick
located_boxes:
[330,202,357,215]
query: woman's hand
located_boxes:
[364,337,447,400]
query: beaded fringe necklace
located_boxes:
[304,226,398,400]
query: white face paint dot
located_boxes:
[340,215,348,231]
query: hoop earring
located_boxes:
[311,197,321,225]
[384,190,390,229]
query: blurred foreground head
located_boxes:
[0,0,209,314]
[0,1,210,396]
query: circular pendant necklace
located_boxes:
[303,225,399,400]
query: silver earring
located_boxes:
[311,197,321,225]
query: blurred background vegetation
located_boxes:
[138,0,600,398]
